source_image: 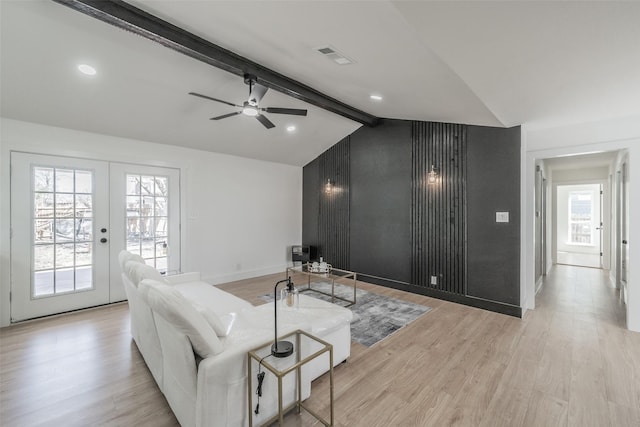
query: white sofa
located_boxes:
[119,251,352,427]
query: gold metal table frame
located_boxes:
[286,263,357,307]
[247,329,334,426]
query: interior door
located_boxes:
[10,152,110,321]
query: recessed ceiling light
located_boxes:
[77,64,97,76]
[286,125,296,132]
[370,94,383,101]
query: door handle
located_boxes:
[100,238,108,243]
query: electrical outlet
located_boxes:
[496,211,510,223]
[430,275,438,285]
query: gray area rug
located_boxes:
[260,282,432,347]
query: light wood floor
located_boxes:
[1,265,639,426]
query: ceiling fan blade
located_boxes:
[255,114,275,129]
[210,111,242,120]
[189,92,241,108]
[249,83,269,104]
[262,107,308,116]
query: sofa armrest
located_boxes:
[165,272,201,284]
[195,331,307,427]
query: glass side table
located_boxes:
[247,329,334,426]
[286,263,357,307]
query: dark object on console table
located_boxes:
[291,245,317,263]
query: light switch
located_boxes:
[496,211,510,223]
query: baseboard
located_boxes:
[357,274,523,318]
[203,264,287,286]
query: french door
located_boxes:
[10,152,180,322]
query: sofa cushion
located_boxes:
[118,250,145,270]
[194,305,236,337]
[139,279,224,358]
[174,281,253,313]
[125,260,167,287]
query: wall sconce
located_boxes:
[427,165,438,184]
[324,178,333,194]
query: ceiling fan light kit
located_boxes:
[190,74,308,129]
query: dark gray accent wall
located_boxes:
[350,120,412,282]
[303,119,521,316]
[466,125,521,305]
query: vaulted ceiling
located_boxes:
[2,1,639,166]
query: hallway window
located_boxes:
[568,190,593,244]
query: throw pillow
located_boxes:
[194,305,236,337]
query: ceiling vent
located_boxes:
[314,45,355,65]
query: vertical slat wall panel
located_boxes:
[318,136,350,269]
[411,122,466,294]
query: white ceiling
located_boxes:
[2,1,639,166]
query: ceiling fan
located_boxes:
[189,74,308,129]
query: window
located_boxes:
[125,174,169,272]
[568,190,593,244]
[32,166,94,296]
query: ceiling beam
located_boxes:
[51,0,380,127]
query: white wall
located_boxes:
[0,118,302,326]
[522,114,640,331]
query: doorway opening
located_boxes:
[556,183,602,268]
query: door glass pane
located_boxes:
[34,193,53,217]
[55,169,74,193]
[34,219,53,244]
[125,173,171,273]
[75,171,92,194]
[34,245,54,270]
[34,271,54,296]
[55,194,74,217]
[76,194,92,216]
[76,266,93,290]
[34,168,54,192]
[32,166,95,297]
[55,269,75,293]
[55,219,75,242]
[568,190,593,244]
[76,242,92,266]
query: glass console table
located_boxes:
[286,263,357,307]
[247,329,334,426]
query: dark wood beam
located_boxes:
[51,0,380,127]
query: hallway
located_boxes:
[530,264,639,425]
